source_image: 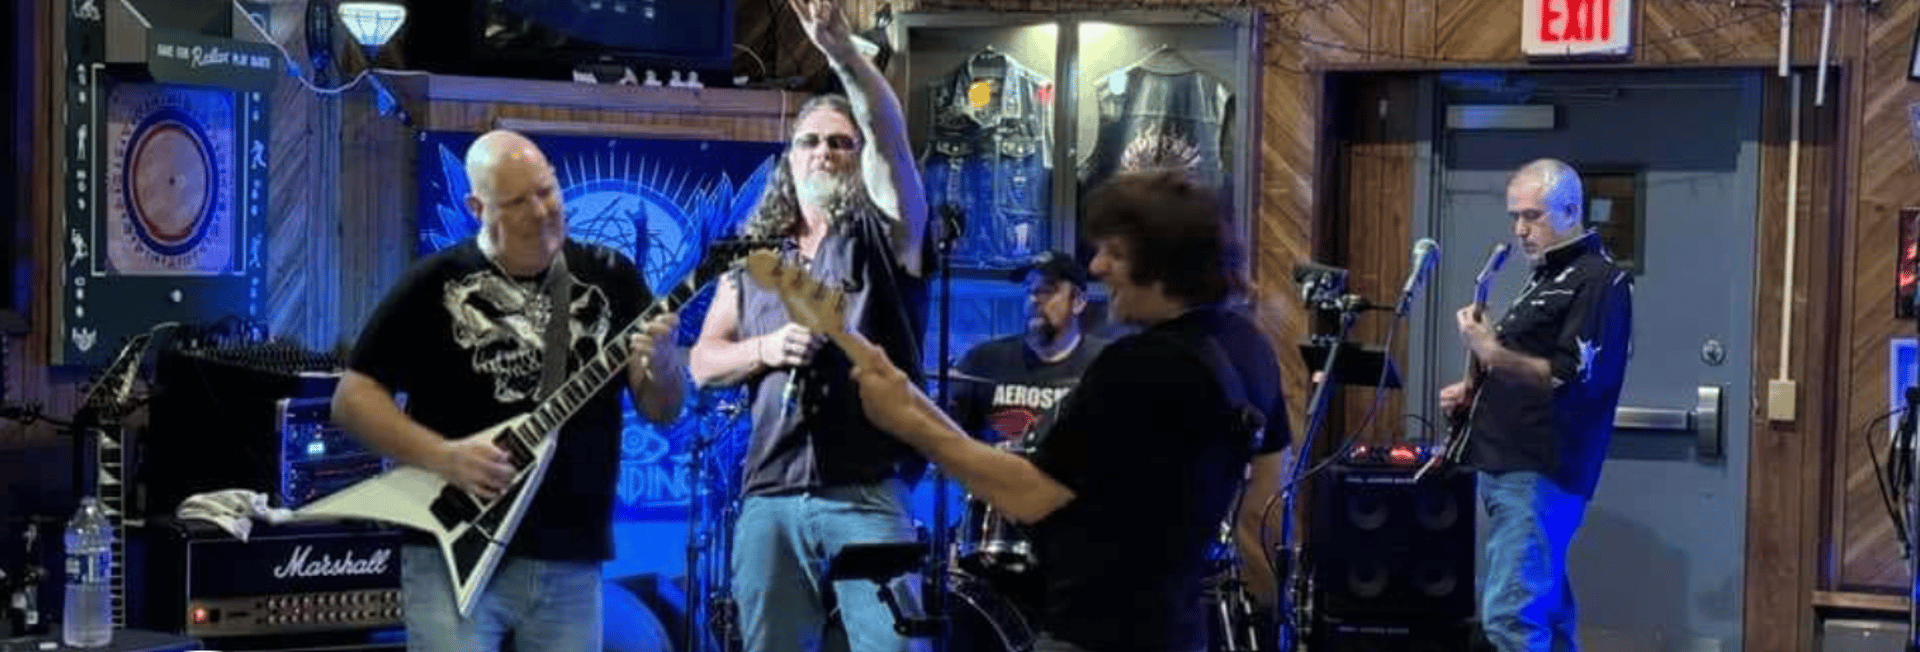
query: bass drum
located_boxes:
[941,569,1037,652]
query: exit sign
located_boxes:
[1524,0,1633,58]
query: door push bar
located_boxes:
[1612,385,1724,459]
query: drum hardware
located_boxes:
[825,542,1036,651]
[826,542,945,638]
[683,390,747,652]
[954,440,1039,579]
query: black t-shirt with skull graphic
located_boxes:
[346,238,647,562]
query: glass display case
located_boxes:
[893,9,1260,362]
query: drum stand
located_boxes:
[685,393,746,652]
[1210,521,1266,651]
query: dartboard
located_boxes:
[103,83,237,275]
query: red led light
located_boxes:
[192,607,209,624]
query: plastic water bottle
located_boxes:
[61,497,112,647]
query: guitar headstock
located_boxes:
[1472,242,1512,306]
[696,237,781,281]
[741,250,848,336]
[79,332,155,421]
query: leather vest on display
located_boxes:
[921,49,1054,268]
[1079,65,1235,195]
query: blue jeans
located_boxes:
[400,545,603,652]
[730,479,929,652]
[1478,471,1587,652]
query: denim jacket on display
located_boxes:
[1079,62,1235,196]
[922,49,1054,268]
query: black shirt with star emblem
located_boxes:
[1467,231,1633,500]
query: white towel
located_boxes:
[175,489,294,542]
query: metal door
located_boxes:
[1416,69,1760,652]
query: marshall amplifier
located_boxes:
[130,518,402,640]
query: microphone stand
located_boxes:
[1273,295,1365,652]
[928,204,964,652]
[685,422,720,652]
[1904,388,1919,652]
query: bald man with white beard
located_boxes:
[333,130,684,652]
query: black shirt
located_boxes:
[735,207,931,496]
[346,239,647,561]
[950,333,1110,446]
[1467,231,1634,499]
[1028,306,1291,651]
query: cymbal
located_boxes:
[924,369,998,384]
[922,370,1082,390]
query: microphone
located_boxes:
[1395,238,1440,316]
[778,371,803,425]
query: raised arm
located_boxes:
[791,0,928,276]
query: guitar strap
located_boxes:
[1173,331,1268,554]
[1190,336,1264,453]
[538,251,574,400]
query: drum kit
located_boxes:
[681,372,1274,652]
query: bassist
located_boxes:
[332,130,686,652]
[1437,158,1632,652]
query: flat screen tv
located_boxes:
[401,0,736,84]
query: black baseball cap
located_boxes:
[1008,250,1088,288]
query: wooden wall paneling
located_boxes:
[3,0,68,449]
[1744,66,1840,652]
[334,87,415,349]
[257,1,326,349]
[1835,0,1920,593]
[1333,74,1417,446]
[1401,0,1435,61]
[1821,0,1868,600]
[1433,0,1520,62]
[1637,1,1789,64]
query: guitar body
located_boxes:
[290,238,774,617]
[1440,329,1489,464]
[296,414,558,616]
[1418,242,1510,480]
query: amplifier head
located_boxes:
[133,520,403,639]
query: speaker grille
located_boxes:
[1311,463,1476,622]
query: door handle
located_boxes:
[1613,385,1725,460]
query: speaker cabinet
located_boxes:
[1308,617,1480,652]
[1310,462,1476,622]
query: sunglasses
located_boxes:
[793,133,859,151]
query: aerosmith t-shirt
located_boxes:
[949,334,1108,447]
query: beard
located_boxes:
[795,169,863,213]
[1029,316,1059,342]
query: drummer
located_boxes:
[947,250,1110,448]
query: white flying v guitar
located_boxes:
[294,238,773,616]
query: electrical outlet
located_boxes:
[1767,379,1797,422]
